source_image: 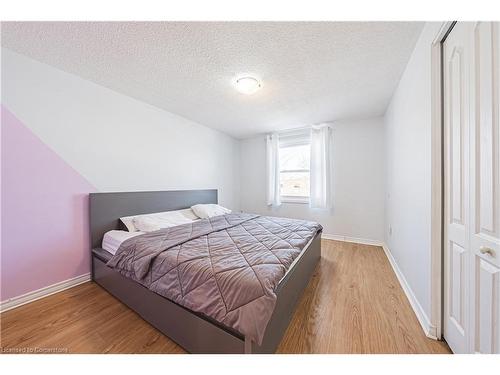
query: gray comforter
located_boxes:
[107,213,322,344]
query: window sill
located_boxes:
[280,197,310,204]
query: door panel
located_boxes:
[475,22,497,236]
[450,242,467,333]
[450,46,466,227]
[470,21,500,353]
[444,22,472,354]
[475,258,500,353]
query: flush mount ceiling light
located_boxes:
[234,76,262,95]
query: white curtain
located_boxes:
[266,133,281,206]
[309,124,333,209]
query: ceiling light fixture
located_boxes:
[234,76,262,95]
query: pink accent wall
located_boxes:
[1,106,96,301]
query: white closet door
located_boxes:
[443,22,473,354]
[470,21,500,354]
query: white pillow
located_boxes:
[120,215,138,232]
[120,208,198,232]
[191,204,231,219]
[177,208,200,221]
[132,216,174,232]
[133,210,194,232]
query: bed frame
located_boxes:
[90,189,321,353]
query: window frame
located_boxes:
[278,132,311,204]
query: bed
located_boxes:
[90,189,322,353]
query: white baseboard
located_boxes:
[0,273,91,313]
[381,243,437,339]
[322,233,383,247]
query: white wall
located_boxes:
[383,22,442,322]
[1,48,240,209]
[239,117,385,242]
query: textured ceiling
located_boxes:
[1,22,423,139]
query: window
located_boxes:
[279,134,310,203]
[267,126,331,208]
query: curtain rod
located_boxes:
[268,123,332,136]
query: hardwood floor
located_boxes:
[277,240,450,353]
[0,240,451,354]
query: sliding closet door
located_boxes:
[470,21,500,354]
[443,22,473,354]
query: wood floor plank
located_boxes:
[0,239,451,354]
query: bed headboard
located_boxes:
[89,189,218,249]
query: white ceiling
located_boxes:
[1,22,423,139]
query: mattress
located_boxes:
[102,230,144,255]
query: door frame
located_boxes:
[430,21,456,340]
